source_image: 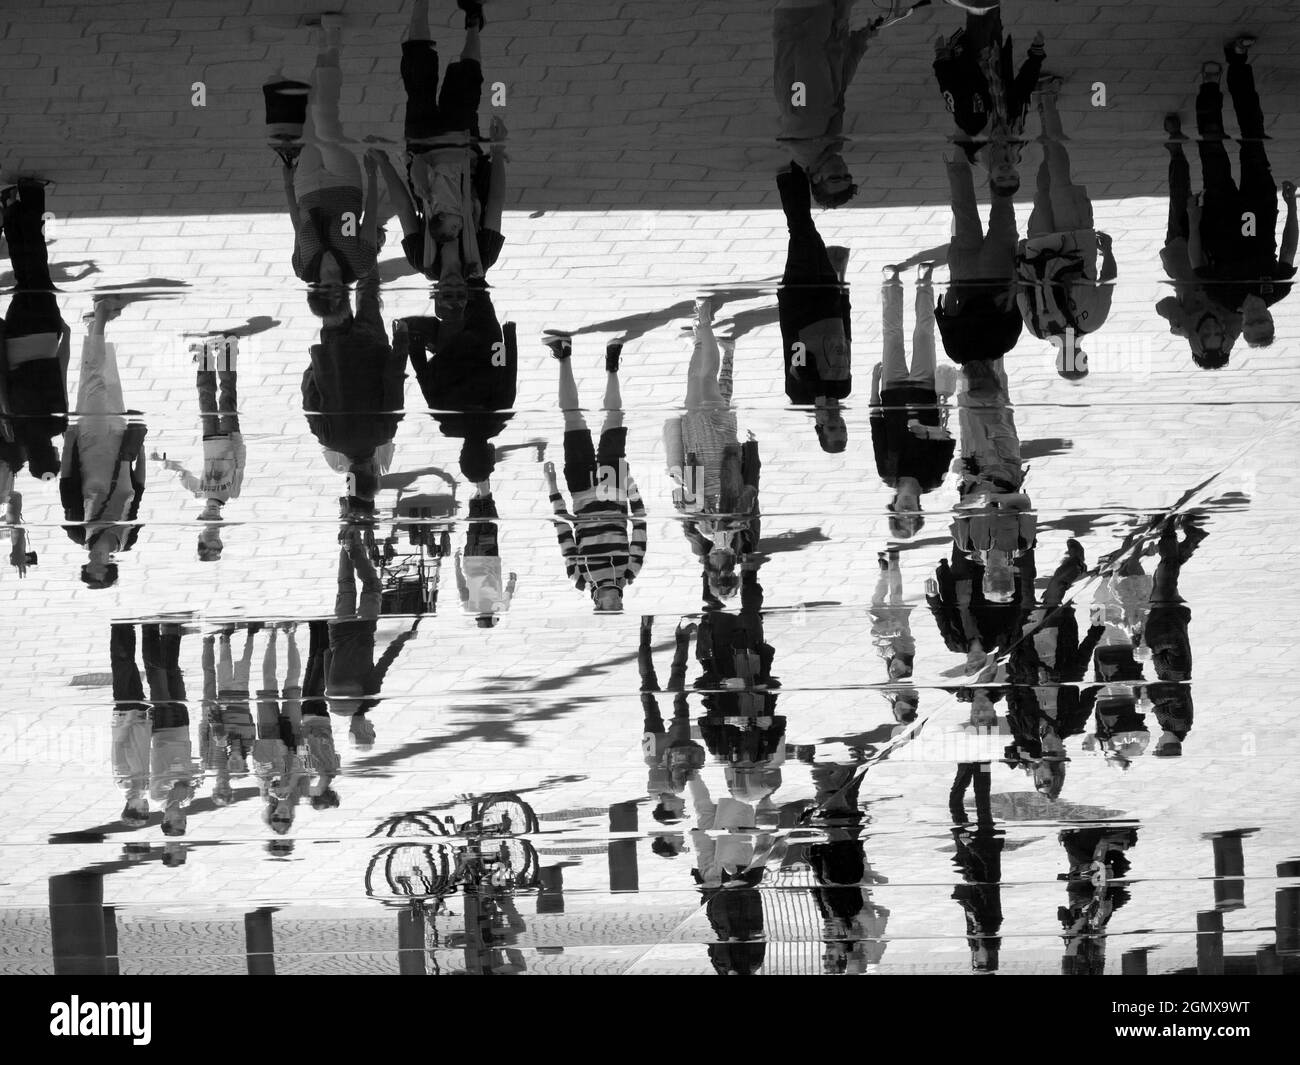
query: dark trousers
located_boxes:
[778,167,837,287]
[1195,61,1276,257]
[301,619,330,718]
[141,624,186,711]
[110,624,148,712]
[1166,143,1191,247]
[2,182,62,338]
[197,369,240,439]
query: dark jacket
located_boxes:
[933,33,1044,162]
[302,280,405,459]
[870,386,953,491]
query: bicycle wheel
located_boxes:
[375,811,448,838]
[478,793,540,836]
[384,844,451,898]
[485,838,541,889]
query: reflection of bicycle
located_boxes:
[364,794,541,974]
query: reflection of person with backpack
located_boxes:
[60,297,145,589]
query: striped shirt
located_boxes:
[549,477,648,592]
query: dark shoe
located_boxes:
[605,341,623,374]
[1163,114,1187,142]
[1224,35,1255,63]
[542,330,572,360]
[1064,537,1085,568]
[459,0,486,30]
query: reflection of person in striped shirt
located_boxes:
[543,335,647,613]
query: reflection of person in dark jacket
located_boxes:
[638,616,704,826]
[1057,826,1138,976]
[870,267,955,538]
[949,762,1003,973]
[302,274,405,520]
[1157,112,1242,370]
[1,178,69,481]
[808,762,889,975]
[395,288,516,484]
[1140,514,1206,757]
[776,165,852,452]
[933,11,1044,195]
[1186,39,1297,354]
[324,523,422,748]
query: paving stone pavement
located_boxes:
[1,0,1299,976]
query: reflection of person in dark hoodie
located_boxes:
[395,287,516,485]
[301,273,406,520]
[1,178,69,482]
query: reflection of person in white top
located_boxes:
[61,296,146,589]
[455,479,517,628]
[155,334,246,561]
[1015,80,1116,379]
[663,299,754,600]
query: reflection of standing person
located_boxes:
[871,265,954,536]
[638,616,703,826]
[1189,38,1296,353]
[371,0,506,291]
[808,763,889,975]
[301,270,405,522]
[1015,79,1116,378]
[156,334,245,561]
[776,166,852,451]
[1142,515,1207,757]
[949,762,1003,973]
[870,549,915,680]
[543,337,646,613]
[933,11,1044,193]
[109,624,195,837]
[60,297,146,589]
[950,359,1034,604]
[326,527,422,746]
[935,156,1023,365]
[1057,826,1138,976]
[280,17,381,303]
[454,482,517,628]
[301,619,342,808]
[772,0,885,208]
[0,178,69,480]
[395,290,517,484]
[1157,116,1240,370]
[664,299,758,598]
